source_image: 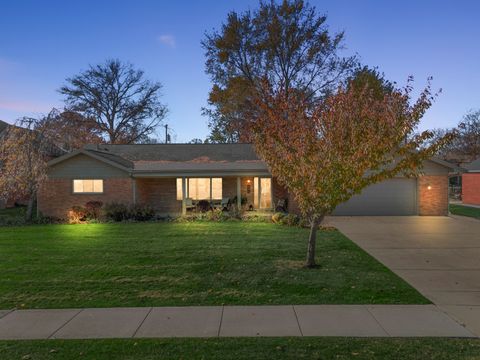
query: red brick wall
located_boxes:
[418,175,448,216]
[38,178,134,219]
[462,173,480,205]
[136,178,181,214]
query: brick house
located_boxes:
[38,143,455,219]
[462,158,480,205]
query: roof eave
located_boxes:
[47,149,132,173]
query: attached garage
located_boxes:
[333,178,417,216]
[330,158,455,216]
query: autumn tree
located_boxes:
[202,0,356,142]
[0,118,57,220]
[251,76,454,267]
[60,59,168,144]
[36,108,103,152]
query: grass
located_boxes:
[1,338,479,360]
[0,222,428,309]
[450,204,480,219]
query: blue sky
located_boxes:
[0,0,478,142]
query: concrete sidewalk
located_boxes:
[0,305,474,340]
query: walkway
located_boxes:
[328,215,480,337]
[0,304,474,340]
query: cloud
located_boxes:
[157,34,176,48]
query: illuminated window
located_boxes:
[254,177,272,209]
[73,179,103,193]
[176,178,222,200]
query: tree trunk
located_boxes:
[25,191,36,222]
[305,214,325,268]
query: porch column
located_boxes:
[132,178,137,205]
[236,177,241,210]
[182,177,187,215]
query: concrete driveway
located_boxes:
[328,215,480,336]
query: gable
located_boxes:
[421,159,452,175]
[48,153,129,179]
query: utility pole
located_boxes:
[164,124,169,144]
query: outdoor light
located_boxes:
[247,179,251,184]
[427,185,432,190]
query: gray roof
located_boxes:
[51,143,457,176]
[84,143,261,162]
[465,157,480,172]
[54,143,270,175]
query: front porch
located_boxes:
[133,176,282,216]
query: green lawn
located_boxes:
[1,338,479,360]
[0,222,427,309]
[450,204,480,219]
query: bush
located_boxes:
[68,205,88,224]
[205,208,224,221]
[271,212,301,227]
[271,212,286,224]
[129,204,155,221]
[85,201,103,220]
[281,213,300,226]
[197,200,211,213]
[103,202,156,222]
[104,202,130,222]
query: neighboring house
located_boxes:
[462,158,480,205]
[38,143,455,219]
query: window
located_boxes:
[73,179,103,193]
[176,178,183,201]
[254,177,272,209]
[176,178,222,200]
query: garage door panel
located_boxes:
[333,178,417,216]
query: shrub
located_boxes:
[205,208,224,221]
[271,212,286,224]
[129,204,155,221]
[104,202,129,222]
[281,213,300,226]
[242,213,270,223]
[68,205,88,224]
[197,200,211,213]
[85,201,103,220]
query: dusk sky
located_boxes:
[0,0,478,143]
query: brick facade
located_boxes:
[136,178,181,214]
[418,175,448,216]
[38,174,450,218]
[38,178,134,219]
[462,173,480,205]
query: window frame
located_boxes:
[176,177,223,201]
[72,179,104,194]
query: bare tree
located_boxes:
[60,59,168,144]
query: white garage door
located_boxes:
[333,178,417,216]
